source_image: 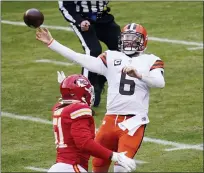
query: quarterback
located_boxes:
[48,74,136,172]
[36,23,165,172]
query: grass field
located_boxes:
[1,1,203,172]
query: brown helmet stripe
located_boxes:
[127,24,131,29]
[133,24,137,30]
[130,23,137,30]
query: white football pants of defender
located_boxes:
[48,163,87,172]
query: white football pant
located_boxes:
[48,162,87,172]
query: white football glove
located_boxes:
[111,151,136,172]
[57,71,66,84]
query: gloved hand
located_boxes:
[111,151,136,172]
[57,71,66,84]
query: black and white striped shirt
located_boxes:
[74,1,109,13]
[59,1,110,25]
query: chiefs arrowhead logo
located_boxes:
[76,78,89,87]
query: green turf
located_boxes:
[1,1,203,172]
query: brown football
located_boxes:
[23,8,44,28]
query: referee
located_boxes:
[58,1,121,107]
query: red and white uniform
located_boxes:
[48,102,112,172]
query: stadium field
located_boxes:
[1,1,203,172]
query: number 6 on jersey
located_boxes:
[119,72,136,95]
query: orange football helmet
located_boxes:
[119,23,148,56]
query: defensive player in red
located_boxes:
[47,74,136,172]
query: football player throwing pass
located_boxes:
[36,23,165,172]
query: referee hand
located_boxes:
[80,20,90,31]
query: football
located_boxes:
[23,8,44,28]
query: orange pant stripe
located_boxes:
[73,164,81,173]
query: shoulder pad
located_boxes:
[106,50,123,57]
[52,102,62,110]
[149,54,161,61]
[70,103,92,119]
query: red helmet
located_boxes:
[60,74,95,106]
[119,23,148,56]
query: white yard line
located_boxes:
[1,111,203,151]
[149,37,203,47]
[25,166,48,172]
[1,20,203,48]
[165,143,204,151]
[187,46,203,50]
[1,112,52,125]
[35,59,73,66]
[1,20,73,31]
[135,160,148,164]
[143,137,203,151]
[165,146,203,151]
[25,159,148,172]
[199,144,203,147]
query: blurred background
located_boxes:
[1,1,203,172]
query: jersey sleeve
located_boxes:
[48,40,107,76]
[150,59,164,73]
[71,117,113,160]
[140,55,165,88]
[142,68,165,88]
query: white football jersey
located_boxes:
[48,40,164,119]
[101,50,164,116]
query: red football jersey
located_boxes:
[52,102,112,171]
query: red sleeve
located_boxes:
[71,117,112,160]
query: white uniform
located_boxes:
[102,50,164,116]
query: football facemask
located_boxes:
[121,32,145,55]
